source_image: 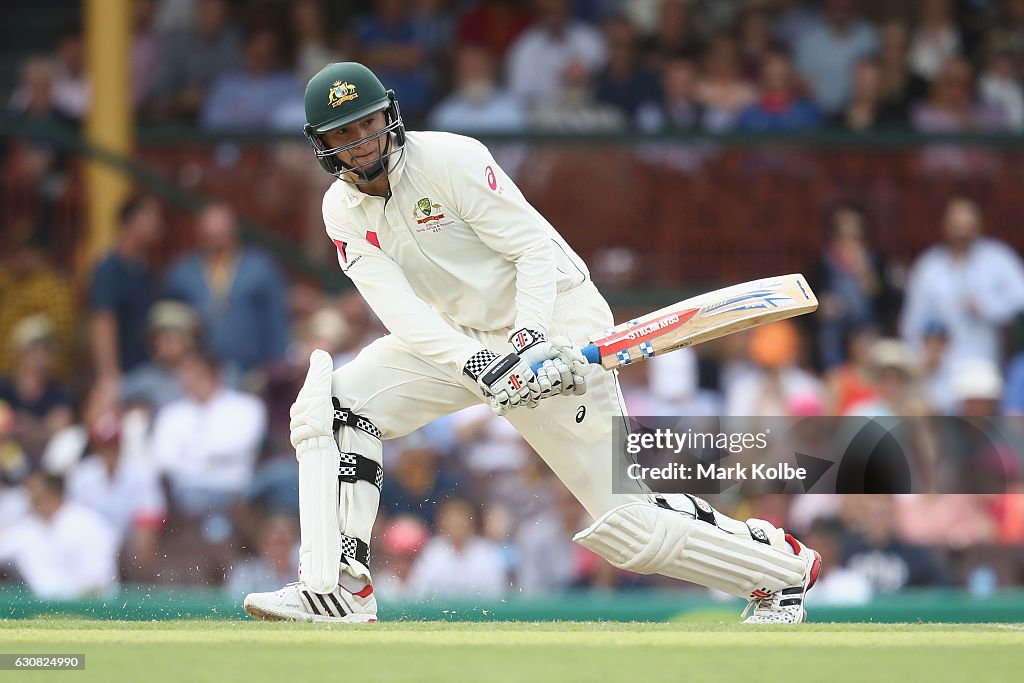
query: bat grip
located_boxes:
[529,343,601,374]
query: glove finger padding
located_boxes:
[536,358,571,396]
[550,336,588,397]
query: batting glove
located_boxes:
[509,328,587,398]
[463,349,546,416]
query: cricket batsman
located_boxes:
[243,63,820,624]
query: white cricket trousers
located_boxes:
[330,281,651,520]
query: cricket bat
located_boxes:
[544,274,817,371]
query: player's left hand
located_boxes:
[509,328,587,398]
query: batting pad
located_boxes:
[294,349,383,593]
[297,435,343,593]
[573,502,807,599]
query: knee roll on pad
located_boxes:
[573,502,807,599]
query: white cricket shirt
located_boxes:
[322,131,590,374]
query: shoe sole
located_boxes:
[243,601,377,624]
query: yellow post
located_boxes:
[82,0,133,275]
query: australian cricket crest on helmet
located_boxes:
[329,81,359,108]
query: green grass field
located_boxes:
[1,619,1022,683]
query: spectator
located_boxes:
[799,519,873,606]
[200,27,303,130]
[840,495,952,592]
[736,7,780,79]
[150,351,266,513]
[0,471,119,599]
[979,48,1024,131]
[907,0,962,84]
[919,321,958,415]
[593,16,661,121]
[65,411,165,575]
[0,316,75,461]
[695,36,757,132]
[132,0,163,106]
[951,357,1005,417]
[635,53,702,132]
[428,44,526,133]
[1005,348,1024,415]
[516,486,588,593]
[831,58,907,131]
[290,0,344,84]
[164,203,289,376]
[772,0,824,49]
[910,56,1006,133]
[259,303,351,454]
[911,57,1008,173]
[147,0,242,121]
[736,50,823,131]
[379,434,464,527]
[824,325,881,416]
[639,0,701,70]
[901,196,1024,368]
[811,203,899,368]
[50,26,89,121]
[452,403,529,481]
[793,0,879,115]
[455,0,532,59]
[351,0,437,121]
[531,58,626,132]
[121,300,202,414]
[897,494,997,548]
[488,451,562,527]
[4,63,75,230]
[0,232,75,379]
[992,0,1024,62]
[0,401,29,491]
[225,513,299,597]
[408,497,507,598]
[374,515,430,599]
[723,320,825,416]
[240,454,300,522]
[843,338,932,418]
[8,56,72,126]
[877,19,926,115]
[506,0,606,111]
[89,195,164,383]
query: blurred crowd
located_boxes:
[10,0,1024,136]
[2,0,1024,607]
[0,186,1023,604]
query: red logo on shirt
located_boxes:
[332,239,347,263]
[366,231,380,249]
[485,165,497,191]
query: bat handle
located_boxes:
[530,343,601,374]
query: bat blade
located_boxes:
[583,274,817,370]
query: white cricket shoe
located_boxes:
[741,533,822,624]
[244,579,377,623]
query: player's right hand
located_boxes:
[463,349,546,416]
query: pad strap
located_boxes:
[332,397,382,439]
[341,532,371,567]
[340,452,384,491]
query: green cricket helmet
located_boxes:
[302,62,406,181]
